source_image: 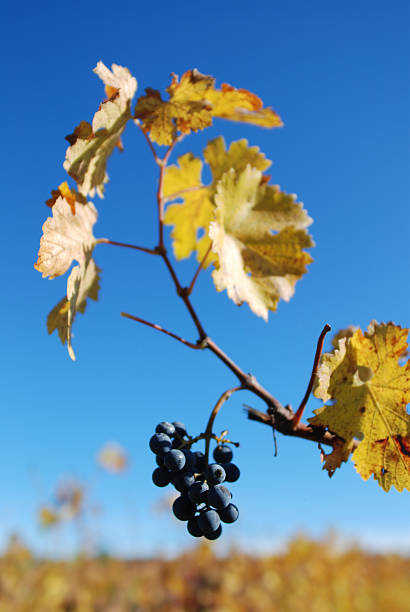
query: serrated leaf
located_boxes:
[45,182,87,214]
[209,166,313,320]
[204,136,271,186]
[320,439,354,477]
[310,321,410,491]
[163,137,272,266]
[163,153,214,264]
[47,255,100,361]
[35,196,98,279]
[64,62,137,197]
[135,69,282,146]
[67,255,100,360]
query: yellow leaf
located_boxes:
[209,166,313,319]
[47,255,100,360]
[163,153,213,262]
[353,435,410,492]
[97,442,128,473]
[135,69,282,146]
[64,62,137,197]
[163,138,273,266]
[35,196,98,279]
[310,321,410,491]
[39,506,59,528]
[67,255,100,360]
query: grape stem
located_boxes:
[203,387,243,468]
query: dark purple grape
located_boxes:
[187,517,203,537]
[152,467,171,487]
[149,433,172,455]
[155,454,165,467]
[181,449,196,472]
[172,421,188,438]
[204,524,222,540]
[188,480,209,504]
[155,421,176,437]
[164,449,186,471]
[172,471,195,492]
[193,451,206,472]
[206,463,226,485]
[222,462,240,483]
[218,503,239,524]
[213,444,233,463]
[172,495,197,521]
[208,485,231,509]
[198,509,220,534]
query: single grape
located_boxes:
[155,454,165,467]
[164,449,186,471]
[172,421,188,438]
[222,462,240,483]
[155,421,175,437]
[213,444,233,463]
[206,463,226,485]
[152,467,171,487]
[187,517,203,537]
[198,509,220,534]
[218,503,239,524]
[204,524,222,540]
[207,484,231,509]
[172,471,195,492]
[172,494,197,521]
[149,433,172,455]
[188,480,209,504]
[193,451,206,472]
[181,449,196,472]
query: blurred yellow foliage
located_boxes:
[0,535,409,611]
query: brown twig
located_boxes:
[292,324,332,428]
[186,244,213,296]
[96,238,159,255]
[246,405,359,451]
[135,120,160,165]
[121,312,202,350]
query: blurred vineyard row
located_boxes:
[1,534,409,611]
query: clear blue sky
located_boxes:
[1,0,409,556]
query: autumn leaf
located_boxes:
[47,255,100,361]
[163,152,213,263]
[35,196,98,279]
[45,181,87,214]
[67,255,100,360]
[38,507,60,528]
[209,166,313,320]
[163,137,271,265]
[135,69,282,146]
[310,321,410,491]
[97,442,128,473]
[64,62,137,197]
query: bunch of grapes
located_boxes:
[150,421,240,540]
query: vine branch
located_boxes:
[96,238,159,255]
[292,323,332,428]
[121,312,202,350]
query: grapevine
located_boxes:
[34,61,409,539]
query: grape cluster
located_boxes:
[150,421,240,540]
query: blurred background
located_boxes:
[1,0,409,607]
